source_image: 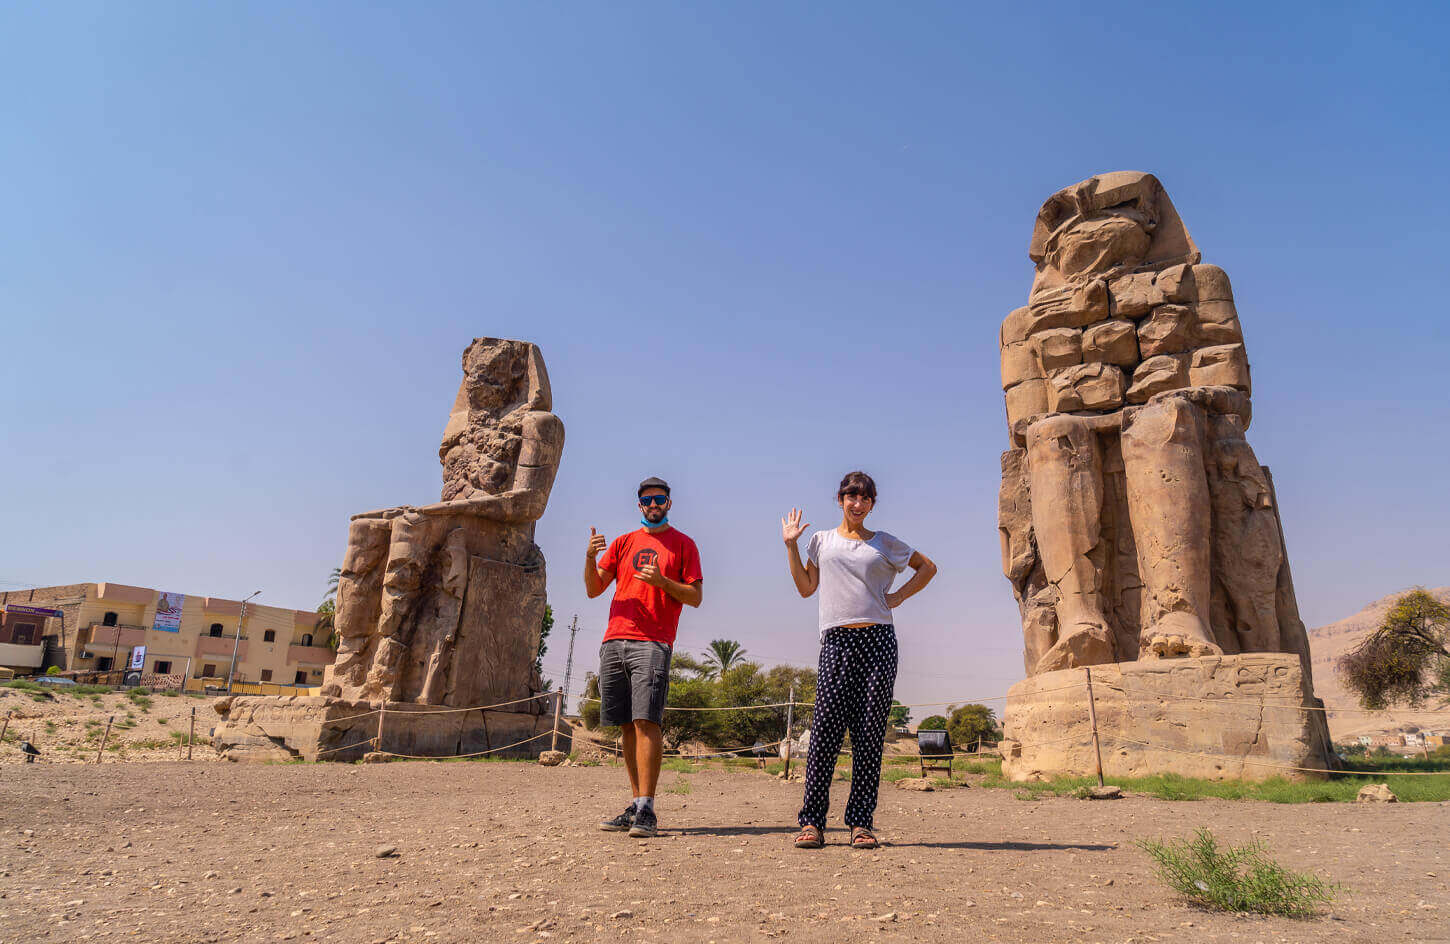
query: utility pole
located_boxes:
[550,615,580,752]
[226,590,262,694]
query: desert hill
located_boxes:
[1306,585,1450,741]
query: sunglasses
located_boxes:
[638,495,669,507]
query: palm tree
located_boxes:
[324,567,341,603]
[704,639,748,676]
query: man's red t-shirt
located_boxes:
[599,526,703,646]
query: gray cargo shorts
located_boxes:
[598,639,672,727]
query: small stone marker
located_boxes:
[1088,785,1123,800]
[1356,783,1397,803]
[896,778,935,791]
[538,750,566,766]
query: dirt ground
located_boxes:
[0,687,220,765]
[1,761,1446,944]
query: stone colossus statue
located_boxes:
[323,338,564,707]
[998,172,1314,678]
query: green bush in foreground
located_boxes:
[1138,827,1338,917]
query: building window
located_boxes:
[263,630,276,642]
[209,623,224,637]
[294,670,308,685]
[154,660,172,674]
[300,633,313,647]
[311,669,323,676]
[97,657,114,671]
[260,669,273,682]
[103,612,118,626]
[12,623,36,645]
[202,663,218,677]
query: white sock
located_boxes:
[634,796,653,813]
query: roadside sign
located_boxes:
[4,604,64,619]
[129,646,147,670]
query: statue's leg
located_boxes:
[364,513,437,702]
[322,518,392,698]
[417,526,470,705]
[1206,413,1283,652]
[1122,395,1222,658]
[1025,415,1115,673]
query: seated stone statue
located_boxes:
[323,338,564,706]
[997,172,1313,678]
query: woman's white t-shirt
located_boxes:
[806,528,914,638]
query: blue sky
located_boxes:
[4,2,1447,711]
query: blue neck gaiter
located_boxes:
[641,516,668,529]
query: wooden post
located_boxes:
[376,704,386,754]
[1084,667,1104,788]
[0,710,11,744]
[187,707,195,760]
[782,683,796,779]
[96,715,114,764]
[550,689,564,752]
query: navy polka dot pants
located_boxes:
[798,624,898,831]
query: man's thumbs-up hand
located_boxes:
[586,527,608,560]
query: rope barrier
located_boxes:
[314,736,379,757]
[1100,734,1450,778]
[376,730,553,760]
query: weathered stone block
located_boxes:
[1137,304,1194,356]
[212,696,569,763]
[1082,320,1139,367]
[1190,343,1251,392]
[1048,363,1124,412]
[1004,379,1049,427]
[1000,654,1334,782]
[1031,328,1083,371]
[1155,263,1196,302]
[1192,264,1233,301]
[1108,271,1161,318]
[1000,340,1043,389]
[1126,354,1189,402]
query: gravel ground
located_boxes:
[0,761,1446,943]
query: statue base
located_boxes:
[211,695,569,763]
[999,654,1335,782]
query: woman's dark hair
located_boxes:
[837,470,877,503]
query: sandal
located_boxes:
[850,827,879,849]
[793,825,823,849]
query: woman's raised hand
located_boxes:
[781,508,809,545]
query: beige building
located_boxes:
[0,582,334,689]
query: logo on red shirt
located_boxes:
[631,548,659,572]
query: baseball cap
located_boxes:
[637,476,671,497]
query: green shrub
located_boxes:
[128,686,151,696]
[918,714,948,731]
[46,666,61,676]
[2,679,45,692]
[1138,827,1338,917]
[945,703,1002,749]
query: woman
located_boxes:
[781,471,937,849]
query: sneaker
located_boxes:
[599,806,636,832]
[628,805,658,838]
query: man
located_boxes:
[585,476,703,838]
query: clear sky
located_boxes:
[4,2,1447,711]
